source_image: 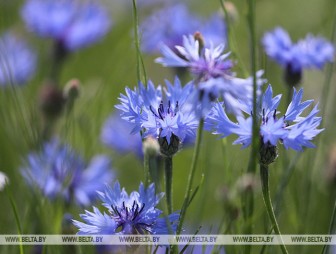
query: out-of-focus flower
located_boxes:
[262,27,334,86]
[21,139,114,206]
[116,78,198,156]
[206,85,323,164]
[0,171,9,191]
[21,0,111,51]
[140,4,226,54]
[101,112,143,158]
[156,34,233,81]
[0,33,36,86]
[156,34,264,116]
[73,181,179,234]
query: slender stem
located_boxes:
[177,118,204,234]
[320,2,336,124]
[244,1,259,252]
[6,186,24,254]
[144,151,151,187]
[131,0,147,85]
[260,164,288,254]
[164,156,173,214]
[321,198,336,254]
[246,0,258,175]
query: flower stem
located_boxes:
[5,186,24,254]
[164,156,173,214]
[131,0,147,85]
[260,164,288,254]
[177,118,204,234]
[144,151,151,187]
[321,198,336,254]
[244,0,259,252]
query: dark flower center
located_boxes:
[149,100,178,120]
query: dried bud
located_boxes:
[158,134,180,157]
[142,136,160,157]
[39,83,65,119]
[259,141,278,166]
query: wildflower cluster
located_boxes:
[1,1,335,253]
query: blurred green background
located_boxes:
[0,0,336,253]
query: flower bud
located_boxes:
[158,134,180,157]
[259,141,278,166]
[223,1,239,23]
[194,31,205,56]
[143,136,160,157]
[63,79,80,100]
[63,79,80,113]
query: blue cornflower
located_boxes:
[156,34,265,116]
[21,139,114,206]
[21,0,111,51]
[262,27,334,86]
[0,33,36,86]
[116,78,198,156]
[156,34,233,81]
[140,4,226,54]
[73,181,179,234]
[101,112,143,158]
[206,85,323,162]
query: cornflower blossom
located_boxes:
[101,112,143,158]
[140,4,226,54]
[21,0,111,51]
[156,34,264,116]
[116,78,198,156]
[206,85,323,164]
[262,27,334,86]
[21,139,114,206]
[73,181,179,234]
[0,33,36,86]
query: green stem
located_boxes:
[321,199,336,254]
[5,186,24,254]
[260,164,288,254]
[164,156,173,214]
[144,151,151,187]
[244,0,259,252]
[177,118,204,234]
[320,2,336,123]
[131,0,147,85]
